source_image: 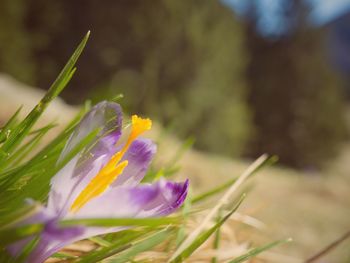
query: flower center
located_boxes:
[70,115,152,213]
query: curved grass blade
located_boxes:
[175,188,192,247]
[228,238,292,263]
[51,252,77,260]
[14,236,40,263]
[192,155,276,204]
[1,128,100,209]
[5,123,56,167]
[169,195,245,263]
[192,177,238,204]
[0,31,89,164]
[0,107,22,144]
[0,202,40,228]
[108,229,171,263]
[211,209,222,263]
[0,224,43,246]
[77,231,147,263]
[169,155,268,261]
[89,237,112,247]
[60,217,179,228]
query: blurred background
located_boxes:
[1,0,350,169]
[1,0,350,261]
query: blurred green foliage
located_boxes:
[0,0,34,83]
[1,0,252,158]
[244,1,348,168]
[0,0,347,168]
[90,1,251,156]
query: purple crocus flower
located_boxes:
[10,101,188,263]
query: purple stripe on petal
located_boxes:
[48,155,108,216]
[112,138,156,187]
[68,187,152,219]
[26,220,85,263]
[67,101,123,176]
[48,102,123,216]
[28,225,127,263]
[72,179,189,219]
[59,101,122,163]
[139,179,189,217]
[19,179,188,262]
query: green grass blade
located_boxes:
[5,123,56,167]
[108,229,171,263]
[15,236,40,263]
[19,128,99,197]
[0,31,89,163]
[192,177,238,204]
[192,155,276,204]
[0,105,86,185]
[0,202,40,228]
[0,106,90,214]
[171,155,268,261]
[51,252,77,259]
[143,137,194,183]
[167,137,195,168]
[0,107,22,144]
[60,217,180,228]
[169,195,245,263]
[211,209,222,263]
[228,238,292,263]
[1,128,100,209]
[175,189,192,247]
[0,224,43,246]
[77,231,147,263]
[89,236,112,247]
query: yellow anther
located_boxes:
[69,115,152,213]
[130,115,152,139]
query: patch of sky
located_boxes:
[221,0,350,35]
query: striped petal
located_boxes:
[26,221,84,263]
[48,102,122,215]
[112,138,156,187]
[71,179,189,219]
[19,179,188,262]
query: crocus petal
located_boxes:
[9,207,85,263]
[112,138,156,187]
[7,203,53,256]
[59,101,122,163]
[70,179,189,219]
[48,155,108,216]
[30,176,188,262]
[48,102,122,216]
[138,179,189,217]
[27,220,84,263]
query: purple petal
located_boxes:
[47,154,108,216]
[138,179,189,216]
[9,212,102,263]
[61,101,123,175]
[48,102,123,216]
[6,205,84,263]
[11,179,188,262]
[27,220,84,263]
[71,179,189,219]
[7,204,52,256]
[112,138,156,187]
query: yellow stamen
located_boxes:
[70,161,128,213]
[69,115,152,213]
